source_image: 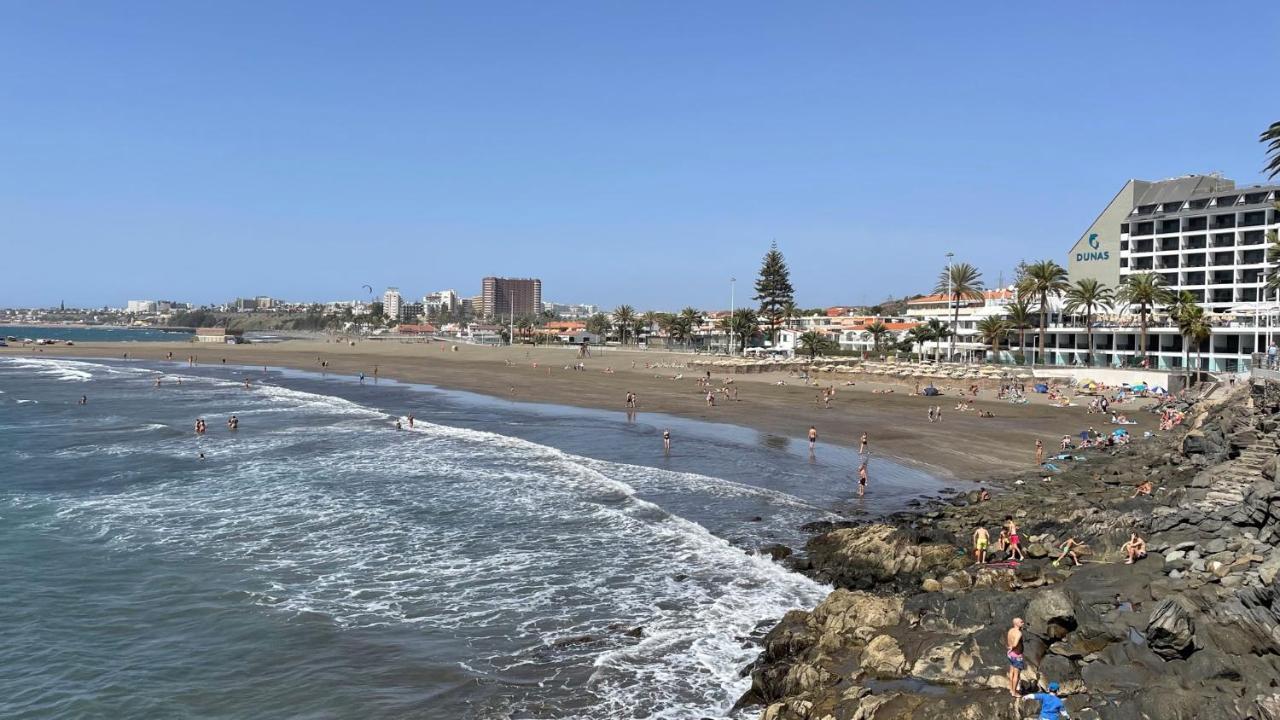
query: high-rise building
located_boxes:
[423,289,459,315]
[480,277,542,319]
[1054,174,1280,371]
[399,302,423,322]
[383,287,402,321]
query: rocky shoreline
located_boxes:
[737,380,1280,720]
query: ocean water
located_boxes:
[1,325,190,343]
[0,357,949,719]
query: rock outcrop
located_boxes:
[741,382,1280,720]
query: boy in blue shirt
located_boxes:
[1021,681,1068,719]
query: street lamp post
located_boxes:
[945,252,954,363]
[729,277,736,356]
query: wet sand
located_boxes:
[3,340,1158,480]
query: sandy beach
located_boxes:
[3,339,1158,480]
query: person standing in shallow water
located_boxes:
[807,426,818,453]
[662,429,671,454]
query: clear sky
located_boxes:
[3,2,1278,310]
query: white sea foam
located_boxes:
[0,358,94,382]
[23,382,828,719]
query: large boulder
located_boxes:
[1146,597,1197,660]
[806,524,963,590]
[1025,588,1078,642]
[860,634,908,676]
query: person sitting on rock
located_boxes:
[1020,681,1069,719]
[1122,533,1147,565]
[1131,480,1153,498]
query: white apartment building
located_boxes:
[382,287,402,321]
[423,290,459,314]
[1051,174,1280,371]
[126,300,158,314]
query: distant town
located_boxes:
[5,171,1280,372]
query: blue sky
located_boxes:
[3,2,1278,310]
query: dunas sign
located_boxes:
[1076,233,1109,262]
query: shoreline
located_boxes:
[0,340,1159,482]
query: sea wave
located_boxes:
[6,371,829,718]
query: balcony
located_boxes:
[1158,237,1180,251]
[1182,272,1205,286]
[1210,252,1234,267]
[1210,290,1233,303]
[1240,230,1266,246]
[1212,215,1236,229]
[1182,253,1206,268]
[1211,233,1235,248]
[1158,219,1180,234]
[1132,222,1155,236]
[1241,211,1267,227]
[1240,250,1266,265]
[1132,239,1154,253]
[1184,216,1208,231]
[1182,235,1206,250]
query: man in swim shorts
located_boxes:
[973,525,990,564]
[857,463,867,496]
[1007,617,1025,696]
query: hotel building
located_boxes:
[382,287,402,321]
[480,277,542,319]
[1050,174,1280,371]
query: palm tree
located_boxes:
[781,301,798,331]
[719,309,758,353]
[934,262,985,360]
[1264,223,1280,290]
[924,319,951,363]
[1166,290,1199,324]
[903,325,932,358]
[866,320,889,354]
[1016,260,1070,365]
[1262,121,1280,179]
[1063,278,1114,366]
[514,315,535,343]
[797,331,836,360]
[1005,298,1035,363]
[1175,303,1211,372]
[677,307,703,350]
[641,311,659,337]
[1116,273,1173,365]
[612,305,636,344]
[586,312,613,339]
[975,316,1009,360]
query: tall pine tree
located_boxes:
[753,241,795,342]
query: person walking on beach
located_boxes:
[1035,439,1044,466]
[973,525,990,564]
[927,406,935,423]
[807,426,818,453]
[859,432,868,454]
[662,429,671,454]
[934,405,942,422]
[1006,618,1025,696]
